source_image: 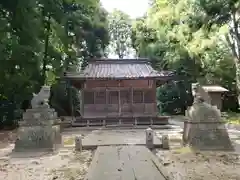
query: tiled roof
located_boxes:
[65,58,174,80]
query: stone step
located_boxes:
[73,118,169,127]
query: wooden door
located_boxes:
[107,90,119,117]
[120,89,131,117]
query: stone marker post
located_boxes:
[145,127,154,149]
[75,136,82,152]
[162,134,170,149]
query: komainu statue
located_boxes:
[191,83,211,104]
[183,83,233,151]
[31,86,51,109]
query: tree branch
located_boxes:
[231,10,240,60]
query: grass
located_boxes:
[222,112,240,125]
[173,146,193,154]
[64,137,75,146]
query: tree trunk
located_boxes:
[225,10,240,108]
[42,15,51,86]
[235,63,240,108]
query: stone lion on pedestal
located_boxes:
[184,83,233,151]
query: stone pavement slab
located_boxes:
[85,146,167,180]
[82,129,161,147]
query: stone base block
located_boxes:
[19,119,61,126]
[183,121,234,151]
[23,108,57,122]
[14,125,62,152]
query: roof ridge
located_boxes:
[88,58,150,64]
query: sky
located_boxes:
[100,0,149,18]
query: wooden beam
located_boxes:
[84,87,152,91]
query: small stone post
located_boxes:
[162,134,170,149]
[145,127,154,149]
[75,136,82,152]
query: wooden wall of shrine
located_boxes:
[79,79,157,118]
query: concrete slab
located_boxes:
[85,146,168,180]
[82,129,162,147]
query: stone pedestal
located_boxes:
[182,121,233,151]
[183,101,234,151]
[14,107,62,152]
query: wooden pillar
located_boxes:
[105,87,108,117]
[118,81,121,116]
[67,79,74,119]
[153,79,158,115]
[93,91,96,104]
[143,90,145,114]
[80,89,84,117]
[130,86,133,116]
[81,82,86,117]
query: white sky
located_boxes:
[100,0,149,18]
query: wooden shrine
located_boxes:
[63,58,174,126]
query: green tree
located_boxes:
[131,0,236,113]
[0,0,109,127]
[196,0,240,105]
[107,9,132,58]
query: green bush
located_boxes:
[157,80,193,115]
[49,80,81,116]
[0,100,19,129]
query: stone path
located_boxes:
[85,146,167,180]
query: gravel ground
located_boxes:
[0,130,17,148]
[156,126,240,180]
[2,126,240,180]
[0,128,94,180]
[0,149,93,180]
[156,148,240,180]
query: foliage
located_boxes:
[131,0,237,114]
[49,79,80,116]
[222,112,240,125]
[195,0,240,106]
[157,81,193,115]
[0,0,109,128]
[107,9,132,58]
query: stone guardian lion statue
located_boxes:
[31,86,51,109]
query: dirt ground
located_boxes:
[0,148,93,180]
[0,130,17,148]
[0,128,94,180]
[156,147,240,180]
[2,127,240,180]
